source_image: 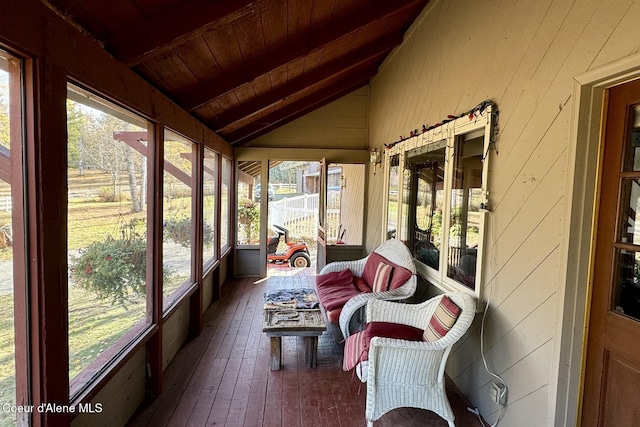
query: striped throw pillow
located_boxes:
[372,262,393,293]
[423,295,461,342]
[343,330,367,371]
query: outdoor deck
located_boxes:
[128,266,484,427]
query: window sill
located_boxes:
[69,322,158,412]
[415,259,483,311]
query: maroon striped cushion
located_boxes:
[343,330,367,371]
[423,295,461,342]
[371,262,393,293]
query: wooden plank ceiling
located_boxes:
[46,0,428,146]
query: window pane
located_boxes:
[220,158,230,249]
[163,130,194,307]
[412,147,446,270]
[614,104,640,321]
[614,248,640,320]
[447,136,483,289]
[203,148,217,267]
[623,105,640,171]
[0,51,21,426]
[237,161,260,245]
[619,178,640,245]
[386,155,399,239]
[399,168,411,243]
[67,84,150,397]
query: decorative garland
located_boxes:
[384,99,499,150]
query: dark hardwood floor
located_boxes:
[128,266,485,427]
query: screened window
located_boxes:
[0,49,25,426]
[67,84,152,398]
[220,157,231,250]
[237,161,261,246]
[162,129,195,309]
[203,147,217,267]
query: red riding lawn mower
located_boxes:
[267,225,311,268]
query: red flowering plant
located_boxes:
[70,219,154,308]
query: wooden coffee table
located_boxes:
[262,308,326,370]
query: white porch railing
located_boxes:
[268,193,340,242]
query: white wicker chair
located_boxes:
[318,238,417,339]
[358,292,477,427]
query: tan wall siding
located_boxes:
[203,272,213,311]
[163,301,191,371]
[249,87,369,149]
[366,0,640,423]
[71,349,146,427]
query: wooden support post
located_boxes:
[28,59,70,427]
[304,336,318,368]
[146,122,164,399]
[270,337,282,371]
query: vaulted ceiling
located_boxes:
[46,0,428,145]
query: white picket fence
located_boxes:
[268,193,340,241]
[0,197,11,211]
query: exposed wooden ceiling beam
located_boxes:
[226,67,378,145]
[180,0,422,112]
[108,0,256,66]
[209,34,402,131]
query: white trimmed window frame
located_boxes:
[383,104,496,302]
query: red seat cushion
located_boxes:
[325,308,342,324]
[362,252,413,292]
[319,286,360,312]
[316,269,360,315]
[364,321,424,343]
[316,268,353,291]
[343,321,424,371]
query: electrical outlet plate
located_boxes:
[490,382,507,405]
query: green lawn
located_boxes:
[0,170,200,425]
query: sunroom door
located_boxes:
[583,78,640,426]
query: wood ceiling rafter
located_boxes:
[208,33,403,132]
[48,0,429,147]
[226,65,379,145]
[109,0,257,66]
[178,0,423,112]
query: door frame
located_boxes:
[553,52,640,426]
[234,148,370,277]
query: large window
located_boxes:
[237,161,261,246]
[162,129,195,309]
[203,147,217,268]
[0,49,25,427]
[447,135,484,289]
[67,84,152,398]
[406,142,446,271]
[220,157,231,250]
[384,103,495,300]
